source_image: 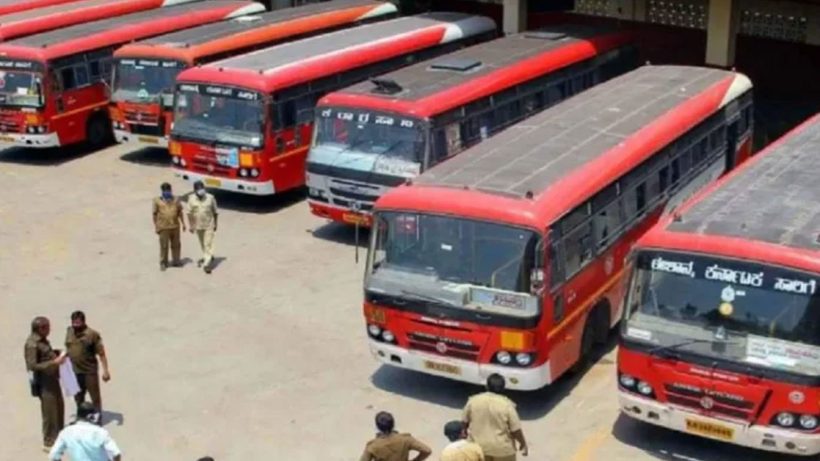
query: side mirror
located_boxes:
[35,81,44,106]
[160,92,174,109]
[530,268,545,296]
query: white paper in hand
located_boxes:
[59,358,81,397]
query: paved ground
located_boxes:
[0,142,808,461]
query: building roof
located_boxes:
[668,114,820,251]
[114,0,396,62]
[378,66,752,228]
[174,12,496,93]
[319,24,633,117]
[0,1,262,61]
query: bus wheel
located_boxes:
[571,318,595,374]
[86,113,112,149]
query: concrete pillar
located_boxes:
[705,0,739,67]
[503,0,527,34]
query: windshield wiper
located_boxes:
[648,338,712,357]
[399,289,459,308]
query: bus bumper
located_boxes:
[173,169,275,195]
[369,340,551,391]
[619,392,820,456]
[0,132,60,148]
[308,200,371,226]
[114,129,168,148]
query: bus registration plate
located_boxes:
[343,212,368,226]
[685,418,734,441]
[0,135,14,142]
[424,360,460,376]
[138,136,158,144]
[204,178,221,188]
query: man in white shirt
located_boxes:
[48,402,121,461]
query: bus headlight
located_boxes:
[367,324,382,338]
[179,158,187,167]
[239,168,249,178]
[381,330,395,343]
[619,374,636,388]
[37,126,46,133]
[26,126,36,134]
[800,415,818,430]
[515,352,532,366]
[496,351,512,365]
[776,412,795,427]
[171,156,180,165]
[637,381,654,396]
[250,168,259,178]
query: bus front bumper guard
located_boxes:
[619,392,820,456]
[114,129,168,148]
[308,200,372,226]
[0,132,60,148]
[369,340,551,391]
[174,169,275,195]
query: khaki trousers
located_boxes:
[39,379,64,446]
[158,228,181,264]
[74,372,102,413]
[196,228,215,266]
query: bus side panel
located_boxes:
[271,122,313,192]
[52,83,107,146]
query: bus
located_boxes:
[0,0,204,42]
[306,25,638,226]
[111,0,397,148]
[363,65,754,391]
[170,13,496,195]
[0,1,264,150]
[0,0,84,16]
[618,114,820,456]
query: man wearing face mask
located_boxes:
[65,311,109,419]
[187,180,218,274]
[152,182,186,271]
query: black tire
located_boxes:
[593,303,611,346]
[571,318,595,374]
[86,113,112,149]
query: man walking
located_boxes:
[462,374,528,461]
[24,316,66,451]
[441,421,484,461]
[65,311,110,418]
[359,411,432,461]
[49,401,122,461]
[152,182,186,271]
[187,180,218,274]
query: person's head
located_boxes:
[443,420,467,442]
[193,180,206,198]
[71,311,86,332]
[486,373,506,393]
[31,316,50,337]
[160,182,173,199]
[77,401,100,423]
[375,411,395,434]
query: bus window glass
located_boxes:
[173,85,264,148]
[0,70,43,107]
[113,59,183,103]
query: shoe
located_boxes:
[42,446,52,453]
[204,265,212,274]
[160,262,167,272]
[197,259,204,267]
[171,260,183,267]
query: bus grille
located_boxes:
[0,117,21,133]
[664,384,755,420]
[124,110,159,125]
[129,123,163,136]
[191,159,232,177]
[407,332,479,361]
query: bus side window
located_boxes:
[59,68,76,90]
[592,185,624,250]
[563,221,593,278]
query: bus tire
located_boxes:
[571,318,595,374]
[86,112,112,149]
[593,301,611,346]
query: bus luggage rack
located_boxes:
[407,332,480,361]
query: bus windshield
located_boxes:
[0,70,43,107]
[367,212,540,316]
[623,250,820,376]
[313,107,424,178]
[172,85,264,148]
[112,59,183,103]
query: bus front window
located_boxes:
[0,70,44,107]
[367,212,541,317]
[172,88,264,148]
[623,250,820,376]
[312,107,424,178]
[112,59,182,104]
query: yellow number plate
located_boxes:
[138,136,158,144]
[0,135,14,142]
[343,212,368,225]
[424,360,461,375]
[685,418,734,441]
[204,178,222,188]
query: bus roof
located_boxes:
[0,0,84,16]
[114,0,397,64]
[0,0,203,42]
[639,114,820,272]
[175,12,497,93]
[0,1,263,62]
[319,25,633,118]
[377,66,752,229]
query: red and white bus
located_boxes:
[111,0,397,148]
[0,0,204,42]
[0,0,84,16]
[306,25,637,226]
[363,65,753,391]
[170,13,496,195]
[0,1,264,150]
[618,114,820,456]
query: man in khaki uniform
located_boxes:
[152,182,186,271]
[360,411,432,461]
[441,420,484,461]
[462,374,528,461]
[65,311,110,418]
[187,180,218,274]
[24,316,66,451]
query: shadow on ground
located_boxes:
[120,147,169,168]
[311,221,370,248]
[205,187,306,214]
[371,333,618,421]
[0,143,102,166]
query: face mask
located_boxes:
[162,191,173,200]
[196,189,206,198]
